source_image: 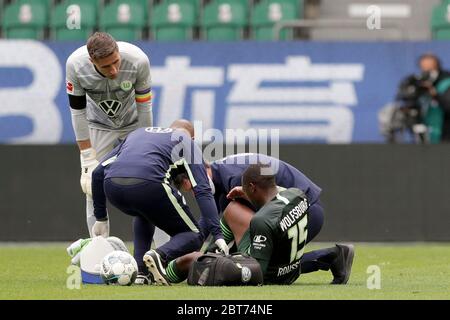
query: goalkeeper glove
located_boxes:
[214,238,229,255]
[92,220,109,238]
[80,148,99,197]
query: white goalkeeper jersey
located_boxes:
[66,42,152,130]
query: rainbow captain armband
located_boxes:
[135,88,152,103]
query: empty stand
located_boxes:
[150,1,196,41]
[431,1,450,39]
[50,1,97,41]
[310,0,440,41]
[99,1,146,41]
[251,0,299,40]
[201,0,247,41]
[3,1,48,39]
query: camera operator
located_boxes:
[415,53,450,143]
[380,53,450,143]
[379,73,427,143]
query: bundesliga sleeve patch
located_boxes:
[135,88,152,103]
[66,81,74,94]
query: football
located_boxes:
[100,251,138,286]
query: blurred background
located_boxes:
[1,0,450,243]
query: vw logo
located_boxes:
[98,100,122,118]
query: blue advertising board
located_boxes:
[1,40,450,144]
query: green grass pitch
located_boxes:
[1,243,449,300]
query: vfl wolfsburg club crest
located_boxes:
[241,266,252,283]
[120,80,132,91]
[98,100,122,117]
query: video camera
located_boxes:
[396,71,437,106]
[396,74,427,107]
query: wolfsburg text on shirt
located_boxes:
[280,199,308,232]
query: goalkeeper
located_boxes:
[66,32,153,237]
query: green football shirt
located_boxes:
[238,188,309,284]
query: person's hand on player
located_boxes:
[226,186,248,201]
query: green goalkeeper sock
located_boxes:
[220,218,234,243]
[165,260,187,284]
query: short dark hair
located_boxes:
[418,52,442,71]
[242,163,276,190]
[172,172,189,190]
[87,32,118,60]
